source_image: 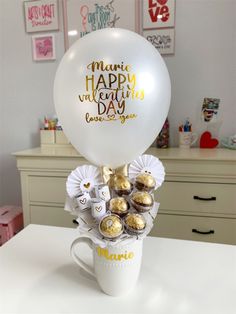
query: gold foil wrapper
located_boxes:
[125,213,146,230]
[109,197,128,214]
[99,214,123,238]
[136,173,156,189]
[109,174,131,191]
[131,191,153,206]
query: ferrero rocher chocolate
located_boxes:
[135,173,156,192]
[109,174,132,196]
[131,191,154,212]
[124,213,146,235]
[99,214,123,239]
[109,197,129,216]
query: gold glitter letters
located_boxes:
[78,61,145,124]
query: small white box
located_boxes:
[55,130,70,144]
[40,130,55,144]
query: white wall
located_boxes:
[0,0,65,205]
[0,4,3,203]
[0,0,235,206]
[165,0,236,145]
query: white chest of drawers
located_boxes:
[149,147,236,245]
[14,147,87,229]
[14,147,236,244]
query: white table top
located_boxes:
[0,224,235,314]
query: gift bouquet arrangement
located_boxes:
[66,154,165,247]
[54,27,171,296]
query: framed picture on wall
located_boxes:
[62,0,141,50]
[24,0,59,33]
[143,28,175,55]
[32,34,56,61]
[143,0,175,29]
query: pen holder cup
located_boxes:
[179,132,198,148]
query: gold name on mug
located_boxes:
[97,247,134,261]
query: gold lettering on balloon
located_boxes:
[78,60,145,124]
[87,61,131,73]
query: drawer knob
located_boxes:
[192,228,214,235]
[193,195,216,201]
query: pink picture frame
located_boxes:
[32,34,56,61]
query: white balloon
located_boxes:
[54,28,171,168]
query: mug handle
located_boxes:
[191,132,198,146]
[70,237,96,278]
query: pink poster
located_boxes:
[32,34,56,61]
[24,0,59,32]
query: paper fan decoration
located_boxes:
[66,165,103,198]
[129,154,165,189]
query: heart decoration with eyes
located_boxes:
[129,154,165,189]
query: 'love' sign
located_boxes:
[143,0,175,29]
[148,0,170,23]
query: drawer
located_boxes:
[150,213,236,245]
[28,176,67,204]
[155,182,236,216]
[30,205,75,228]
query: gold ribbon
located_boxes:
[101,165,128,184]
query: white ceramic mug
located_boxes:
[70,236,143,296]
[179,131,198,148]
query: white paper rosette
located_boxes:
[128,154,165,189]
[66,165,103,198]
